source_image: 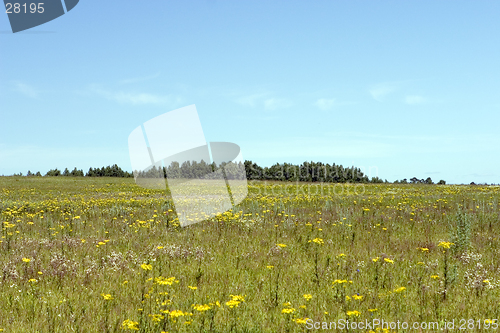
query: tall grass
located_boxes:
[0,177,499,332]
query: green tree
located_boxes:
[45,168,61,176]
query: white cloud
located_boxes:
[119,72,161,85]
[13,82,39,98]
[91,86,181,106]
[405,95,426,105]
[369,83,397,102]
[235,93,269,107]
[235,93,292,110]
[264,98,292,111]
[112,92,169,105]
[314,98,336,110]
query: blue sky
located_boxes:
[1,0,499,184]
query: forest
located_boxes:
[20,160,446,184]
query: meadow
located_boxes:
[0,176,499,332]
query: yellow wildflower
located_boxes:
[230,295,245,302]
[140,263,152,271]
[225,300,240,308]
[309,238,324,245]
[155,276,176,285]
[169,310,186,318]
[438,241,454,249]
[394,287,406,293]
[332,279,348,285]
[294,318,309,324]
[122,319,139,330]
[101,293,113,300]
[192,304,211,312]
[149,314,164,322]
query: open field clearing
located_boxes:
[1,177,500,332]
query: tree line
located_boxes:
[244,161,370,183]
[18,160,446,184]
[135,160,245,180]
[394,177,446,185]
[26,164,134,178]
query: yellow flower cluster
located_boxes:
[226,295,245,308]
[155,276,177,285]
[394,287,406,293]
[192,304,211,312]
[140,263,152,271]
[293,317,309,324]
[101,293,113,300]
[148,314,164,322]
[332,279,352,286]
[168,309,190,319]
[282,301,296,314]
[438,241,454,249]
[309,238,324,245]
[122,319,139,330]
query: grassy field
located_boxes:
[1,177,499,332]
